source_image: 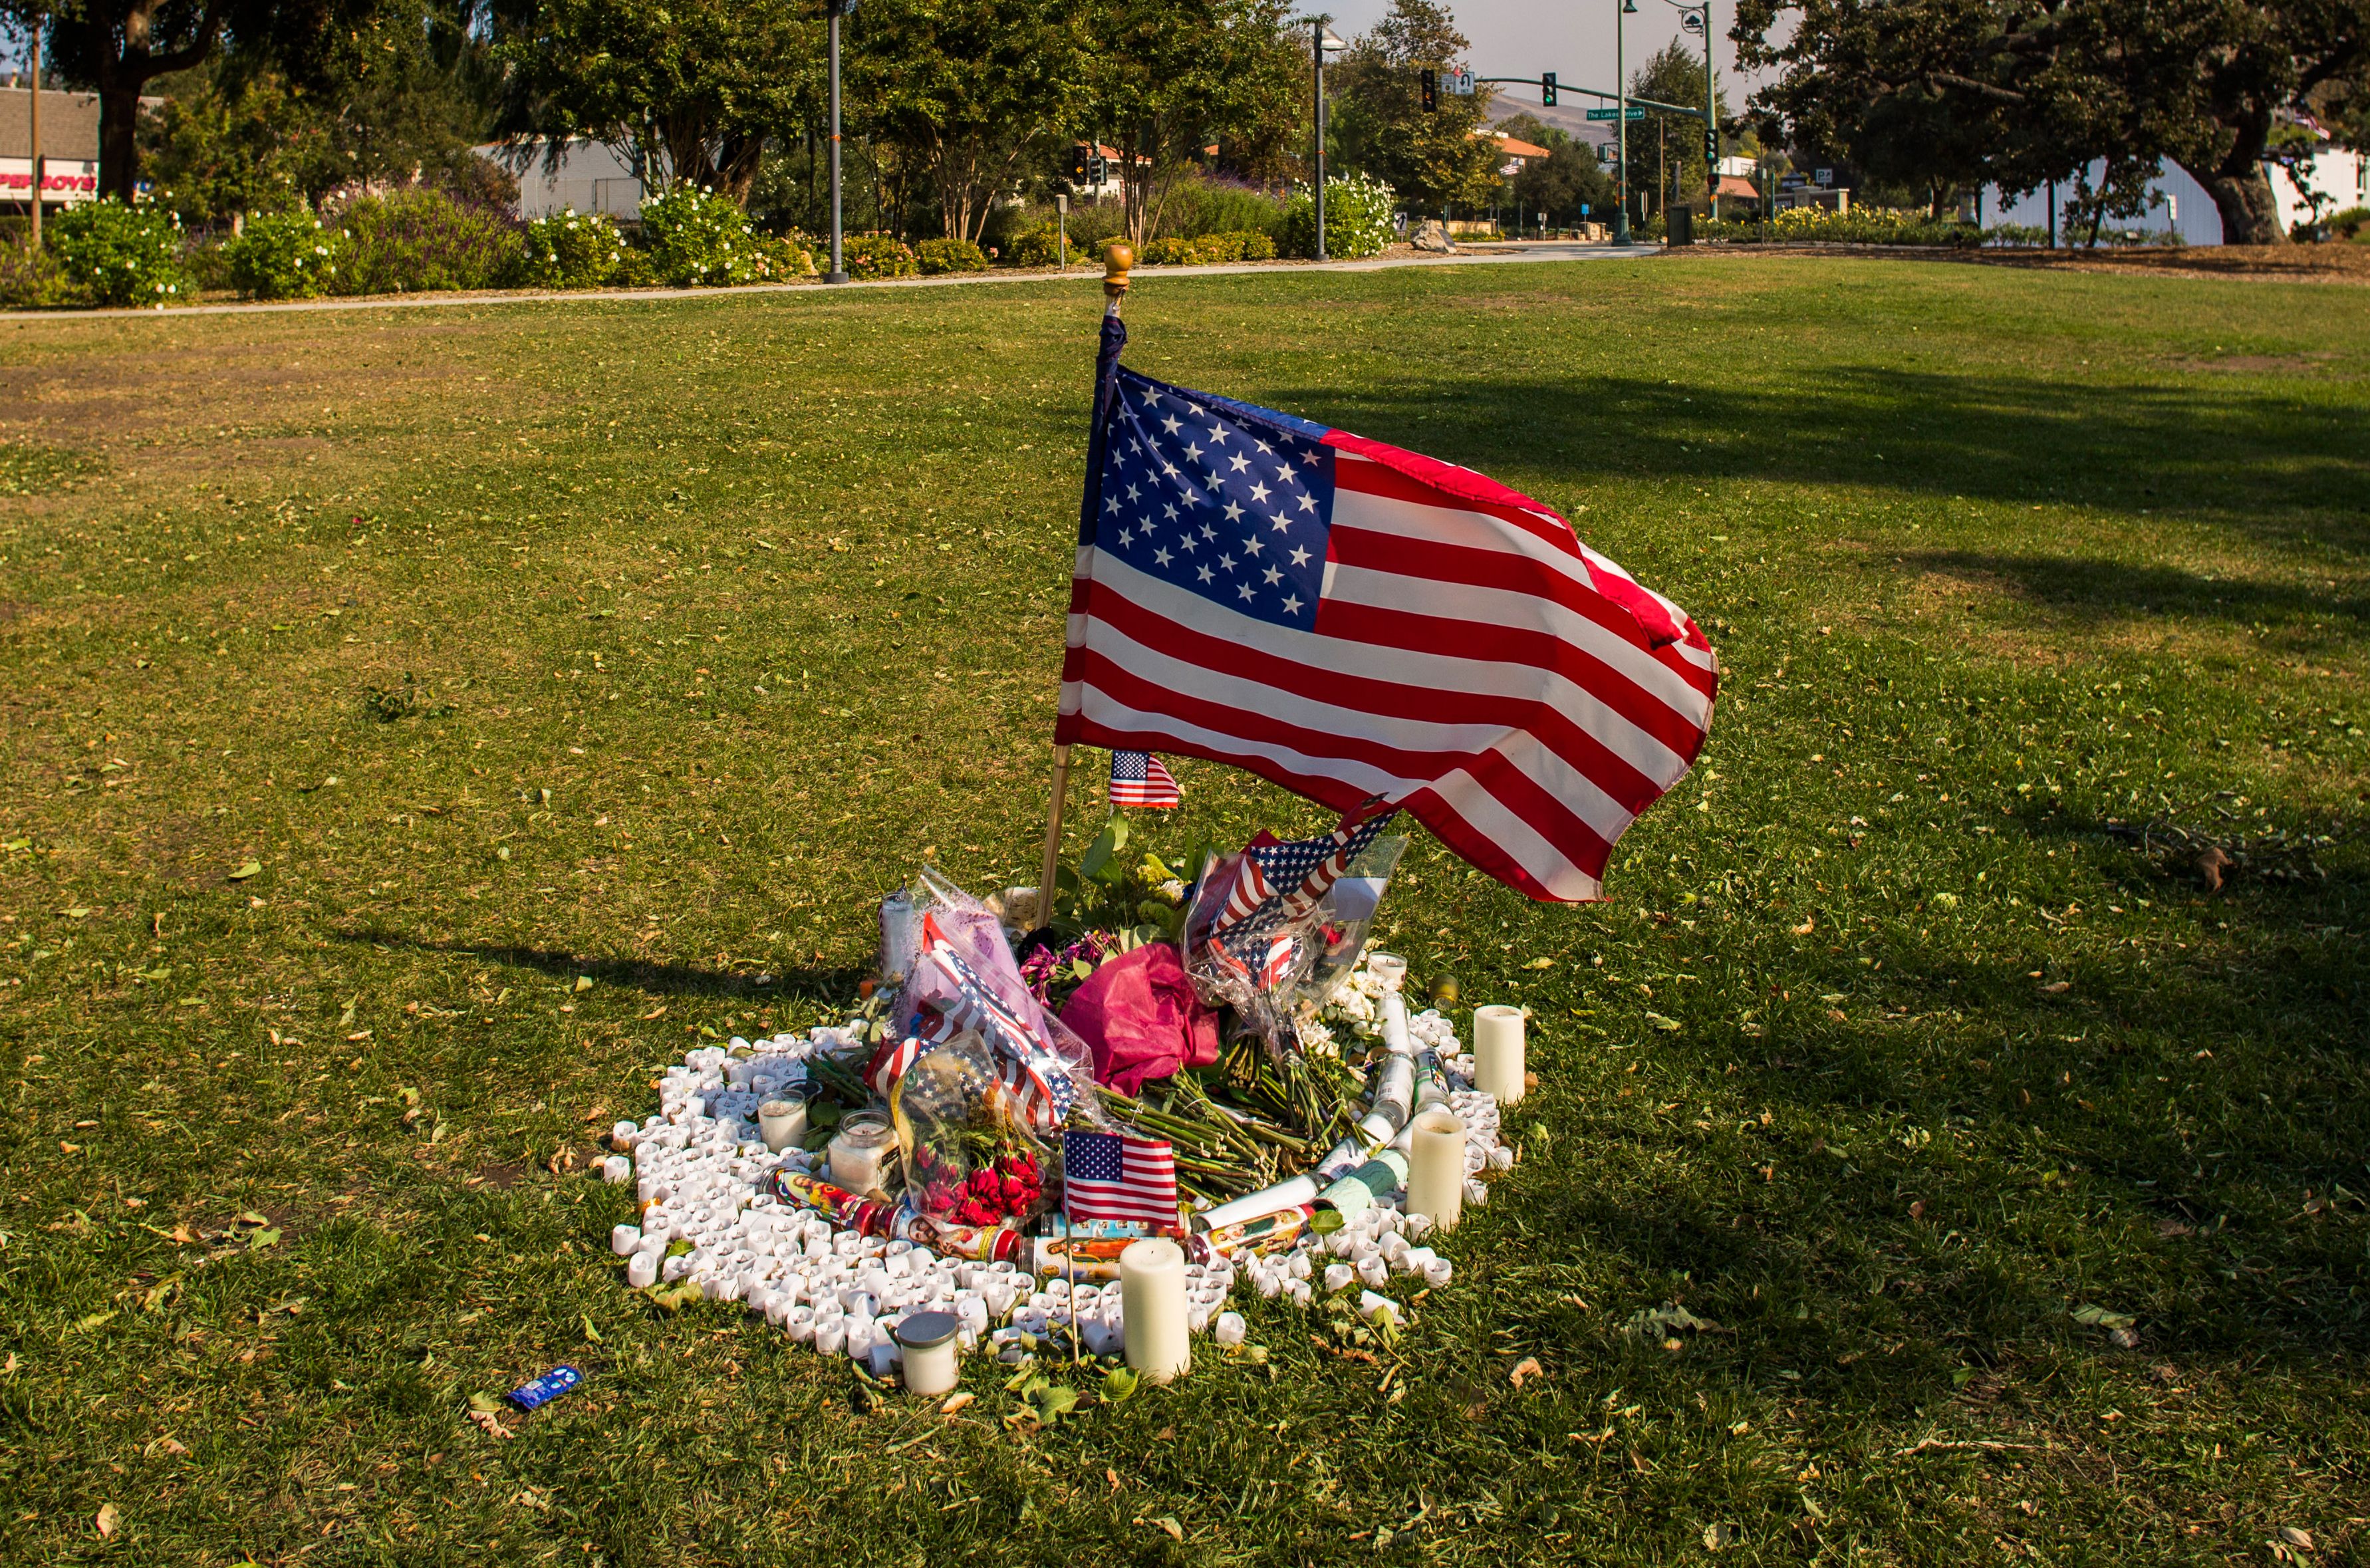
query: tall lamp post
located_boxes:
[27,11,43,251]
[1674,1,1714,209]
[825,0,853,283]
[1309,21,1345,261]
[1614,0,1636,243]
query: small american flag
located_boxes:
[1062,1128,1178,1228]
[1208,803,1400,981]
[1057,317,1716,902]
[1108,749,1181,809]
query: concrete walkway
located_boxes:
[12,241,1662,323]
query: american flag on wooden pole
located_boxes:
[1062,1128,1179,1228]
[1107,749,1182,809]
[1056,323,1716,901]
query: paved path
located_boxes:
[12,241,1663,324]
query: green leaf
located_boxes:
[581,1313,602,1343]
[247,1228,281,1250]
[228,861,262,881]
[2070,1303,2135,1330]
[1033,1384,1079,1424]
[1101,1365,1140,1404]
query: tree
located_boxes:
[14,0,368,201]
[1327,0,1502,213]
[1498,112,1617,225]
[847,0,1083,243]
[490,0,822,203]
[1732,0,2370,245]
[1628,41,1730,213]
[1077,0,1303,245]
[141,1,499,223]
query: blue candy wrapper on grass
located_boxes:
[507,1367,583,1411]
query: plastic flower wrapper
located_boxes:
[890,869,1105,1131]
[1180,847,1321,1059]
[1287,835,1406,1013]
[887,1029,1049,1228]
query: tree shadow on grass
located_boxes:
[334,927,868,1005]
[1903,550,2370,652]
[1269,368,2370,553]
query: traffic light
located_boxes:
[1087,154,1108,186]
[1420,68,1437,112]
[1069,145,1089,182]
[1541,72,1557,107]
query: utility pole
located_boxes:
[1615,0,1634,243]
[827,0,849,283]
[1702,1,1716,207]
[27,13,43,249]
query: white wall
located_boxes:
[477,139,650,221]
[1978,148,2369,246]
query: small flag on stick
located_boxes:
[1063,1128,1179,1228]
[1108,750,1181,809]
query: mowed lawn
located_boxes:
[1,257,2365,1567]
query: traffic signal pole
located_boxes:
[827,0,848,283]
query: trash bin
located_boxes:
[1668,205,1694,247]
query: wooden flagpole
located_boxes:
[1036,243,1133,923]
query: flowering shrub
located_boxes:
[840,232,919,280]
[517,208,628,289]
[1139,229,1276,265]
[914,236,989,275]
[745,232,817,281]
[1686,206,2132,249]
[638,184,766,286]
[1005,218,1067,267]
[331,189,525,294]
[1277,173,1394,259]
[44,199,192,307]
[222,209,344,299]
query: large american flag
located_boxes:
[1062,1128,1178,1228]
[1057,319,1716,902]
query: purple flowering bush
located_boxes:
[328,189,525,295]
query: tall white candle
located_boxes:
[1404,1108,1466,1232]
[1119,1238,1191,1383]
[1473,1005,1526,1105]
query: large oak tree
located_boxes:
[1732,0,2369,243]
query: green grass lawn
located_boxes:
[1,256,2366,1566]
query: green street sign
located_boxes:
[1586,106,1647,120]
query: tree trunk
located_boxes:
[2198,165,2286,245]
[96,71,146,202]
[2179,103,2288,246]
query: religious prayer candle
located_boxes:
[896,1310,962,1396]
[1120,1238,1191,1384]
[828,1111,897,1200]
[1405,1109,1467,1232]
[1472,1005,1527,1105]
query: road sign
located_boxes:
[1586,106,1646,121]
[1444,68,1474,96]
[1815,168,1833,187]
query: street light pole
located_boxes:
[1614,0,1633,243]
[1701,3,1716,207]
[28,13,43,251]
[827,0,849,283]
[1313,19,1326,263]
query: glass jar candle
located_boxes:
[828,1111,898,1200]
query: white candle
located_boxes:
[828,1112,897,1199]
[1119,1238,1191,1383]
[1473,1005,1526,1105]
[1365,950,1408,992]
[895,1309,963,1396]
[759,1099,807,1154]
[1404,1108,1466,1232]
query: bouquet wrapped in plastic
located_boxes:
[886,1028,1051,1229]
[1182,811,1404,1056]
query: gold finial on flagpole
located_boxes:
[1103,243,1132,307]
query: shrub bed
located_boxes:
[45,199,193,307]
[1138,230,1276,265]
[841,233,918,280]
[222,209,346,299]
[518,209,629,289]
[1277,174,1394,259]
[332,190,525,294]
[914,237,989,275]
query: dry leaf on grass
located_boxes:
[466,1409,515,1440]
[96,1503,118,1539]
[1510,1356,1544,1388]
[939,1391,975,1416]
